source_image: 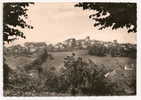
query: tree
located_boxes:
[63,54,113,95]
[3,3,34,44]
[75,3,136,33]
[3,2,34,89]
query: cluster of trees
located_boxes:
[4,45,28,56]
[61,54,136,95]
[62,54,110,95]
[4,42,47,57]
[4,46,49,93]
[88,42,136,58]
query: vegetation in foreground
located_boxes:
[4,51,136,96]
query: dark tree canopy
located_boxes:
[75,3,136,33]
[3,3,34,44]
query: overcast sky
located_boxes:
[8,2,136,46]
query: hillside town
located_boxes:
[4,36,136,58]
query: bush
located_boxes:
[43,67,60,92]
[4,70,42,96]
[88,46,106,56]
[88,44,136,58]
[3,59,11,90]
[62,53,114,95]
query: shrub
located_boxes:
[62,53,113,95]
[43,67,60,92]
[88,46,106,56]
[4,70,42,96]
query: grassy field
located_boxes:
[48,50,136,72]
[6,50,136,71]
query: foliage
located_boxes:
[3,3,34,90]
[75,3,136,33]
[4,47,49,96]
[62,53,113,95]
[3,3,34,43]
[62,54,136,95]
[43,67,60,92]
[4,53,136,96]
[88,44,106,56]
[3,57,12,90]
[4,70,40,96]
[88,43,136,58]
